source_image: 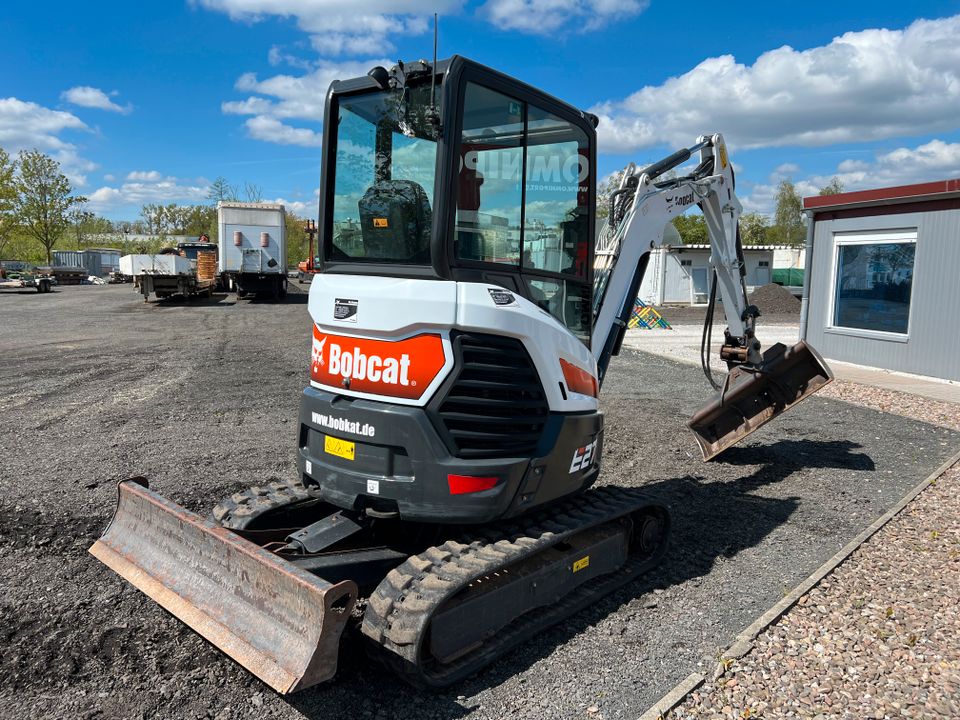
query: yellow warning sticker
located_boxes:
[373,217,389,228]
[324,435,355,461]
[572,556,590,573]
[718,142,729,170]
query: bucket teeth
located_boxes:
[688,340,833,460]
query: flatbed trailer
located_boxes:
[136,273,215,302]
[0,273,54,293]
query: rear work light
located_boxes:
[447,475,499,495]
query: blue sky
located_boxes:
[2,0,958,221]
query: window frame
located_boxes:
[317,56,599,304]
[441,65,596,289]
[320,62,455,280]
[825,228,917,342]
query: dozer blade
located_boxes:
[89,478,357,694]
[688,340,833,461]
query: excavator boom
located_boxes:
[592,134,832,457]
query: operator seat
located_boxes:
[358,179,432,261]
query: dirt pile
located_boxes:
[748,283,801,314]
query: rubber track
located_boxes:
[361,485,669,688]
[211,478,312,530]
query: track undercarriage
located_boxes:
[215,479,669,688]
[91,477,669,693]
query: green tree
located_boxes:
[180,204,217,240]
[285,211,311,266]
[596,169,625,222]
[671,214,708,244]
[68,205,96,249]
[139,203,170,237]
[207,176,237,205]
[818,177,844,196]
[14,150,86,264]
[739,212,770,246]
[0,148,18,260]
[770,180,804,246]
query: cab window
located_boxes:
[455,82,592,342]
[455,84,523,265]
[330,84,439,263]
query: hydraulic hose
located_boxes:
[700,269,722,391]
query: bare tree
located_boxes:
[243,181,263,203]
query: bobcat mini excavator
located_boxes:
[90,56,832,693]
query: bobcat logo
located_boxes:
[311,336,327,371]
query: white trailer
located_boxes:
[217,202,288,300]
[119,254,215,302]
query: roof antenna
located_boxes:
[428,13,440,137]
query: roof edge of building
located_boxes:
[803,178,960,212]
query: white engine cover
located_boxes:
[308,274,598,413]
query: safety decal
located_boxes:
[572,556,590,573]
[334,298,358,322]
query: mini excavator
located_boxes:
[91,56,832,693]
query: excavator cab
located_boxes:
[320,56,596,343]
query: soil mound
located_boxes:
[748,283,801,314]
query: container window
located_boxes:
[832,232,916,335]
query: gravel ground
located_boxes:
[1,285,958,720]
[817,382,960,433]
[624,315,960,433]
[671,462,960,720]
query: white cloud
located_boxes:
[741,139,960,214]
[268,45,314,70]
[244,116,323,146]
[125,170,163,182]
[774,163,799,176]
[86,175,210,213]
[592,14,960,153]
[267,188,320,217]
[195,0,458,56]
[480,0,649,34]
[103,173,115,182]
[61,86,132,114]
[0,97,95,185]
[222,58,391,147]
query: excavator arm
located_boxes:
[591,134,832,458]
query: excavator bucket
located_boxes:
[89,478,357,694]
[688,340,833,461]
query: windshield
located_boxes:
[329,83,440,264]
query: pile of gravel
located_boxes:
[748,283,801,315]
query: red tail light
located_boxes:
[447,475,498,495]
